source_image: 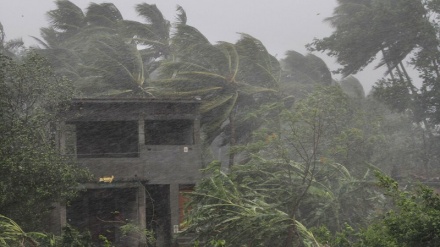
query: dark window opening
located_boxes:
[145,184,171,246]
[67,188,137,245]
[76,121,139,158]
[145,120,194,145]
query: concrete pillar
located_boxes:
[138,119,145,156]
[138,184,147,245]
[194,117,201,145]
[48,202,66,235]
[57,121,66,154]
[170,183,180,236]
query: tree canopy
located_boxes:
[0,53,90,231]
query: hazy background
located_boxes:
[0,0,387,92]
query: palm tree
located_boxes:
[309,0,440,141]
[0,215,45,246]
[155,21,280,166]
[36,2,283,162]
[0,22,24,58]
[280,51,333,100]
[34,0,152,97]
[311,0,436,80]
[125,3,172,60]
[339,75,365,98]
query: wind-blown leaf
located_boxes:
[175,5,187,25]
[200,92,237,113]
[237,83,277,95]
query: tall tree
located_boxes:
[0,53,90,231]
[155,21,280,166]
[281,51,332,86]
[317,173,440,247]
[339,75,365,98]
[280,51,333,100]
[35,0,153,97]
[308,0,440,174]
[309,0,436,78]
[183,86,383,246]
[0,22,24,58]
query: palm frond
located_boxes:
[86,2,123,27]
[0,214,44,246]
[172,24,211,56]
[217,42,240,81]
[159,61,212,77]
[175,5,187,25]
[153,78,223,90]
[178,71,227,81]
[237,83,277,95]
[201,93,239,143]
[156,87,222,98]
[200,92,237,113]
[47,0,86,32]
[135,3,170,41]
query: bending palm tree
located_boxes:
[156,20,280,166]
[34,0,151,97]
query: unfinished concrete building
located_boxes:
[52,98,203,246]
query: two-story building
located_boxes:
[51,98,203,246]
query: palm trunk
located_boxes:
[381,49,397,82]
[399,62,417,93]
[431,59,440,78]
[228,112,236,168]
[285,219,304,247]
[398,62,434,174]
[395,64,405,82]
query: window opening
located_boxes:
[144,120,194,145]
[64,124,77,156]
[67,188,137,245]
[76,121,139,158]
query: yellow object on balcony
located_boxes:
[99,175,114,183]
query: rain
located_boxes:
[1,0,440,246]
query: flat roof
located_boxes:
[63,97,201,121]
[71,97,202,104]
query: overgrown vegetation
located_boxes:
[2,0,440,246]
[0,53,90,231]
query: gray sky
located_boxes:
[0,0,385,92]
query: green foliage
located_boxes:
[281,51,332,86]
[363,173,440,246]
[313,173,440,247]
[36,0,160,97]
[10,2,440,245]
[98,235,113,247]
[183,162,322,247]
[182,84,437,246]
[182,87,389,246]
[0,22,25,58]
[51,225,93,247]
[372,78,412,113]
[0,214,47,247]
[309,1,440,177]
[309,0,435,77]
[339,76,365,99]
[0,53,90,231]
[156,23,281,166]
[119,223,156,246]
[279,51,333,101]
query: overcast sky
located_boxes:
[0,0,386,92]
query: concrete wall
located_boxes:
[57,99,203,245]
[77,144,202,184]
[71,116,202,184]
[62,100,203,185]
